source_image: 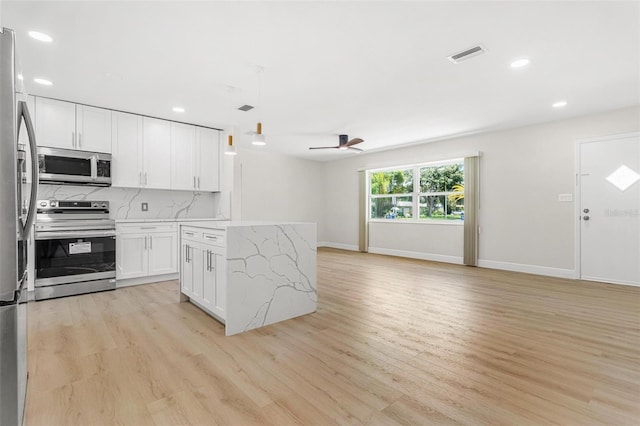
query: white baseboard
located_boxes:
[317,242,359,251]
[116,273,178,288]
[368,247,464,265]
[478,259,575,279]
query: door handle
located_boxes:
[144,236,147,250]
[197,176,200,189]
[193,176,196,189]
[16,100,39,240]
[583,216,590,221]
[206,249,210,271]
[149,235,153,249]
[78,133,82,148]
[90,155,98,180]
[72,131,76,148]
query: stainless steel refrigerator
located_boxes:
[0,27,38,426]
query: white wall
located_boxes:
[323,106,640,277]
[232,148,326,240]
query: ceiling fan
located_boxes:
[309,134,364,152]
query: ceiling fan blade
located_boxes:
[346,138,364,146]
[309,146,339,150]
[348,146,363,152]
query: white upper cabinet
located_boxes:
[35,98,76,149]
[111,112,143,188]
[35,97,111,152]
[76,105,112,152]
[171,122,196,190]
[171,124,220,191]
[143,117,172,189]
[196,127,220,192]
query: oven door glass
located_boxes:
[36,235,116,280]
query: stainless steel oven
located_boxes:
[38,147,111,186]
[34,200,116,300]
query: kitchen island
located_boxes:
[179,221,317,336]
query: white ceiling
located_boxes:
[2,1,639,161]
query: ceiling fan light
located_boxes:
[338,146,348,150]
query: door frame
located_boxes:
[574,131,640,281]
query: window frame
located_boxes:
[368,158,464,225]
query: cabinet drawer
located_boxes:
[117,222,177,234]
[182,228,203,241]
[203,231,225,247]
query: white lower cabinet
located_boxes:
[116,222,177,280]
[181,228,226,321]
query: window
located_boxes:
[369,160,464,222]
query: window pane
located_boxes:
[370,169,413,195]
[419,163,464,193]
[371,196,413,219]
[419,195,464,220]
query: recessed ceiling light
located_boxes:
[33,78,52,86]
[552,100,568,108]
[17,74,23,81]
[172,107,185,113]
[510,58,530,68]
[28,31,53,43]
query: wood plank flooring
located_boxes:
[25,248,640,425]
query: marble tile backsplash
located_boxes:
[37,184,223,220]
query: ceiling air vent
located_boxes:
[237,104,254,112]
[447,45,486,64]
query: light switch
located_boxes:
[558,194,573,202]
[141,202,148,211]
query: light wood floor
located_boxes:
[26,248,640,425]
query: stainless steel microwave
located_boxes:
[37,147,112,186]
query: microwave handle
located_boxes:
[90,155,97,180]
[16,100,38,240]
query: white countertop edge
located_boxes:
[116,217,226,223]
[180,220,317,229]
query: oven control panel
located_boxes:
[37,200,109,210]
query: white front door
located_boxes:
[579,132,640,286]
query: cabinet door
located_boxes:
[171,122,196,190]
[116,233,148,280]
[196,127,220,192]
[193,244,206,301]
[76,105,112,153]
[111,112,143,188]
[201,246,216,312]
[181,241,194,297]
[148,231,177,276]
[35,97,76,149]
[142,117,171,189]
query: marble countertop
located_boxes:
[116,217,225,223]
[180,220,316,229]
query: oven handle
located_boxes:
[36,230,116,240]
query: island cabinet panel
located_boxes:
[180,228,226,322]
[179,222,317,336]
